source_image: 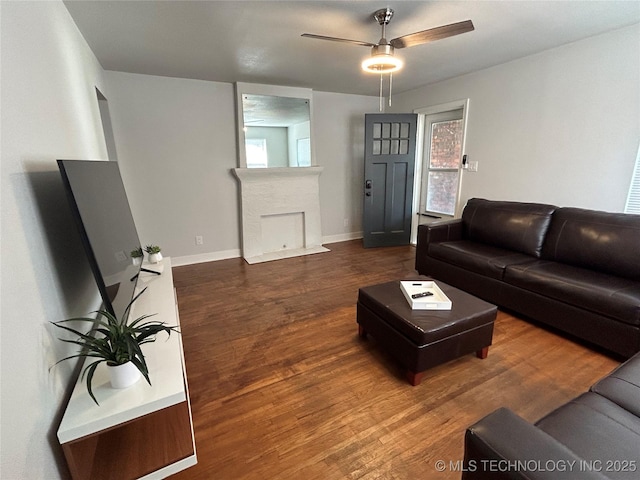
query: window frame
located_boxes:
[410,99,470,246]
[420,109,464,217]
[423,116,464,216]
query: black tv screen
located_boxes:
[57,160,142,321]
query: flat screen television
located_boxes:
[57,159,144,321]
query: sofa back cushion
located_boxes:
[542,208,640,280]
[462,199,557,257]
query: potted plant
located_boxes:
[130,246,143,266]
[51,288,179,405]
[145,244,162,264]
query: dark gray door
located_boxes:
[363,113,418,248]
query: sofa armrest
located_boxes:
[417,219,463,245]
[415,220,463,273]
[462,408,609,480]
[591,351,640,417]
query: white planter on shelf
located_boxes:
[132,256,142,266]
[148,252,163,264]
[108,362,141,389]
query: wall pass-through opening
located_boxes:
[96,88,118,161]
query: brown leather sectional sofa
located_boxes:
[416,199,640,479]
[415,198,640,358]
[462,351,640,479]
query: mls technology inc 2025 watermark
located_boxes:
[434,459,637,474]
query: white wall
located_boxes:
[393,24,640,213]
[104,71,241,266]
[1,1,110,478]
[106,72,379,259]
[314,91,380,242]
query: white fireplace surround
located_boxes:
[233,167,329,264]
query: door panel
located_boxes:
[369,163,387,233]
[363,113,418,248]
[390,163,408,231]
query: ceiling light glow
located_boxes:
[361,54,403,74]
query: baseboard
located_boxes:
[322,232,363,244]
[172,235,363,267]
[171,249,241,267]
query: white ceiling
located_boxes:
[64,0,640,97]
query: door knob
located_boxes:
[365,180,372,189]
[366,192,371,196]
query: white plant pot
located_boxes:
[148,252,163,264]
[132,256,142,266]
[108,361,141,389]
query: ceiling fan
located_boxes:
[302,8,474,74]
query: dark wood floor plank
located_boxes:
[170,240,619,480]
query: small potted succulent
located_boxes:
[130,246,144,266]
[51,288,179,405]
[145,245,162,264]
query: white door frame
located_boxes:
[410,99,470,244]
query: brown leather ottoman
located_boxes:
[357,278,497,385]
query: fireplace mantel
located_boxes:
[232,167,329,264]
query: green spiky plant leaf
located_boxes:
[51,287,179,405]
[130,247,143,258]
[144,245,161,254]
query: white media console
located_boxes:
[57,258,197,479]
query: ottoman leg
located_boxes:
[476,346,489,359]
[358,324,367,339]
[406,370,424,386]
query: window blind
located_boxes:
[625,143,640,214]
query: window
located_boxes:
[420,110,464,216]
[245,138,268,168]
[372,122,411,156]
[625,143,640,214]
[296,138,311,166]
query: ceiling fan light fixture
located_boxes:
[302,8,474,110]
[361,54,403,73]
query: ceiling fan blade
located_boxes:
[301,33,376,48]
[390,20,474,49]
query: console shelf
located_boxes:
[57,258,197,479]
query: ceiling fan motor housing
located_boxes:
[372,44,394,57]
[363,42,402,73]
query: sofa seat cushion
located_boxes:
[428,241,535,280]
[535,392,640,480]
[591,353,640,417]
[504,261,640,326]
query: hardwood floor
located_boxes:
[170,240,619,480]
